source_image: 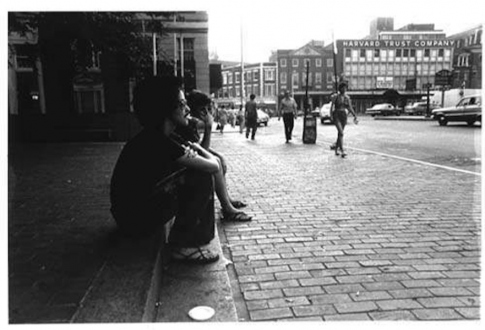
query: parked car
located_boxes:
[431,95,482,126]
[257,109,269,126]
[404,101,440,115]
[319,103,333,124]
[365,103,401,117]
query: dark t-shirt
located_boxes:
[110,128,185,235]
[245,100,257,120]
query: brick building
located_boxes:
[8,11,210,142]
[447,24,482,90]
[215,62,278,111]
[277,40,335,111]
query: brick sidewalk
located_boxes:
[211,121,481,321]
[8,143,123,323]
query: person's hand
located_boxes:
[353,117,359,125]
[187,141,204,154]
[202,112,214,127]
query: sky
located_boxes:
[205,0,484,63]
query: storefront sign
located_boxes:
[376,77,393,89]
[341,39,455,48]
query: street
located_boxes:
[209,117,480,321]
[316,116,481,174]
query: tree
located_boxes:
[9,12,170,113]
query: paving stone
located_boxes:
[416,297,466,308]
[249,307,294,321]
[349,290,393,301]
[267,296,310,308]
[375,299,423,310]
[293,304,336,317]
[428,287,475,296]
[283,286,325,297]
[308,293,353,305]
[324,313,371,321]
[412,308,463,320]
[369,310,417,320]
[455,307,480,319]
[243,289,283,301]
[333,301,379,314]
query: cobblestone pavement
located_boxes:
[8,143,123,323]
[211,120,481,321]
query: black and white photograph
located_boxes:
[4,0,483,327]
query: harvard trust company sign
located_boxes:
[341,39,456,48]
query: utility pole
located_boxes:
[152,33,157,76]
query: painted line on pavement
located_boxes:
[321,142,481,176]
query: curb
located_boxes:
[70,223,170,323]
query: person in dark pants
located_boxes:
[330,81,358,158]
[245,94,258,140]
[278,90,298,143]
[110,76,221,264]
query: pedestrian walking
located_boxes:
[237,105,245,134]
[218,105,228,133]
[330,81,358,158]
[278,90,298,143]
[110,75,221,264]
[245,94,258,140]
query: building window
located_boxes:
[292,59,299,67]
[345,49,351,58]
[416,49,423,60]
[235,72,240,83]
[222,73,227,85]
[374,49,380,57]
[366,49,373,61]
[13,44,35,70]
[424,49,430,57]
[292,72,299,88]
[326,72,333,83]
[316,58,322,67]
[360,49,366,57]
[410,49,416,58]
[280,72,287,84]
[327,58,333,67]
[315,72,322,84]
[280,58,287,67]
[264,69,275,80]
[304,58,311,67]
[228,73,233,84]
[264,83,275,96]
[431,49,437,60]
[396,49,402,57]
[253,70,259,82]
[74,85,105,114]
[438,49,444,57]
[403,49,409,58]
[380,49,387,61]
[388,50,395,61]
[351,50,358,61]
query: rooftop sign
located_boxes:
[341,39,455,48]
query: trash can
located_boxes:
[303,115,317,144]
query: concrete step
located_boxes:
[155,225,238,322]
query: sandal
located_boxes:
[170,247,219,264]
[221,210,252,222]
[230,200,247,209]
